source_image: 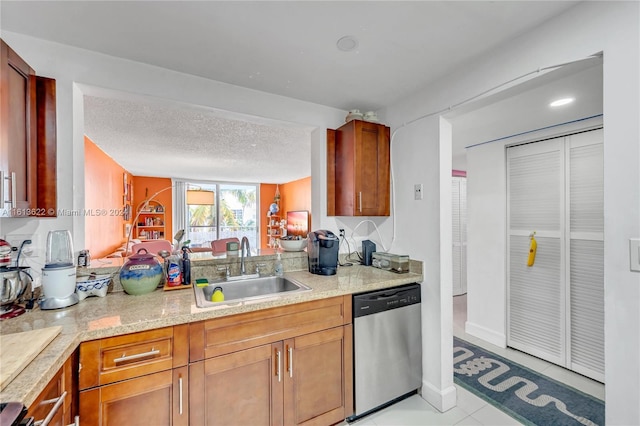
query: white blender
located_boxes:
[40,230,79,310]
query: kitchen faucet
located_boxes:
[240,236,251,275]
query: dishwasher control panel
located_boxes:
[353,283,421,317]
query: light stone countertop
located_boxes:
[0,261,422,407]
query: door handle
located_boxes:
[178,376,183,415]
[276,349,281,382]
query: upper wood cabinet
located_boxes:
[0,39,37,215]
[0,39,57,217]
[327,120,390,216]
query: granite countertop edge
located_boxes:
[0,263,423,407]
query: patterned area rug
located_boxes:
[453,337,604,426]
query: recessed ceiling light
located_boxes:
[337,35,359,52]
[549,97,575,107]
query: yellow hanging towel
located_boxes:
[527,232,537,267]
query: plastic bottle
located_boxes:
[167,255,181,287]
[274,252,284,277]
[182,247,191,285]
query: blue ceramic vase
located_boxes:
[119,248,163,295]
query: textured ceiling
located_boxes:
[84,95,313,184]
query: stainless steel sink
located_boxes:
[193,275,311,308]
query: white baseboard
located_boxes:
[420,380,457,412]
[464,321,506,348]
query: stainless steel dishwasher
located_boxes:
[349,283,422,421]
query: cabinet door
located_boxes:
[332,120,390,216]
[79,368,187,426]
[27,366,65,426]
[190,342,283,426]
[355,122,390,216]
[0,39,37,212]
[284,326,350,426]
[27,352,77,426]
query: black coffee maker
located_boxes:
[307,230,339,275]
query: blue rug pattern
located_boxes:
[453,337,604,426]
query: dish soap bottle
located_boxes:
[181,247,191,285]
[274,252,284,277]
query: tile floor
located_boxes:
[345,294,605,426]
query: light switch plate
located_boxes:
[630,238,640,272]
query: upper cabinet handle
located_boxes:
[0,171,5,207]
[358,192,362,213]
[10,172,16,208]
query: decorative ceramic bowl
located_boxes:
[76,274,111,300]
[119,248,163,295]
[279,238,308,252]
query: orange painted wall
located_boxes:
[132,176,173,242]
[259,177,311,248]
[280,177,311,218]
[84,136,130,258]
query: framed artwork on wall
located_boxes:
[123,204,131,221]
[286,210,310,237]
[123,172,132,203]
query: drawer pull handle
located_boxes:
[114,348,160,364]
[34,390,66,426]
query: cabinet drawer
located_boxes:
[79,325,188,390]
[190,295,352,361]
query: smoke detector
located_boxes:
[337,36,359,52]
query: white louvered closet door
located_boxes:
[507,138,565,366]
[567,129,604,381]
[506,128,604,382]
[452,177,467,296]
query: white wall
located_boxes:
[379,2,639,424]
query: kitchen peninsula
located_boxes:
[0,255,422,424]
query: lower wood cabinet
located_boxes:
[79,367,188,426]
[74,297,353,425]
[189,343,280,426]
[78,325,188,426]
[190,325,353,426]
[27,351,77,426]
[284,325,352,426]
